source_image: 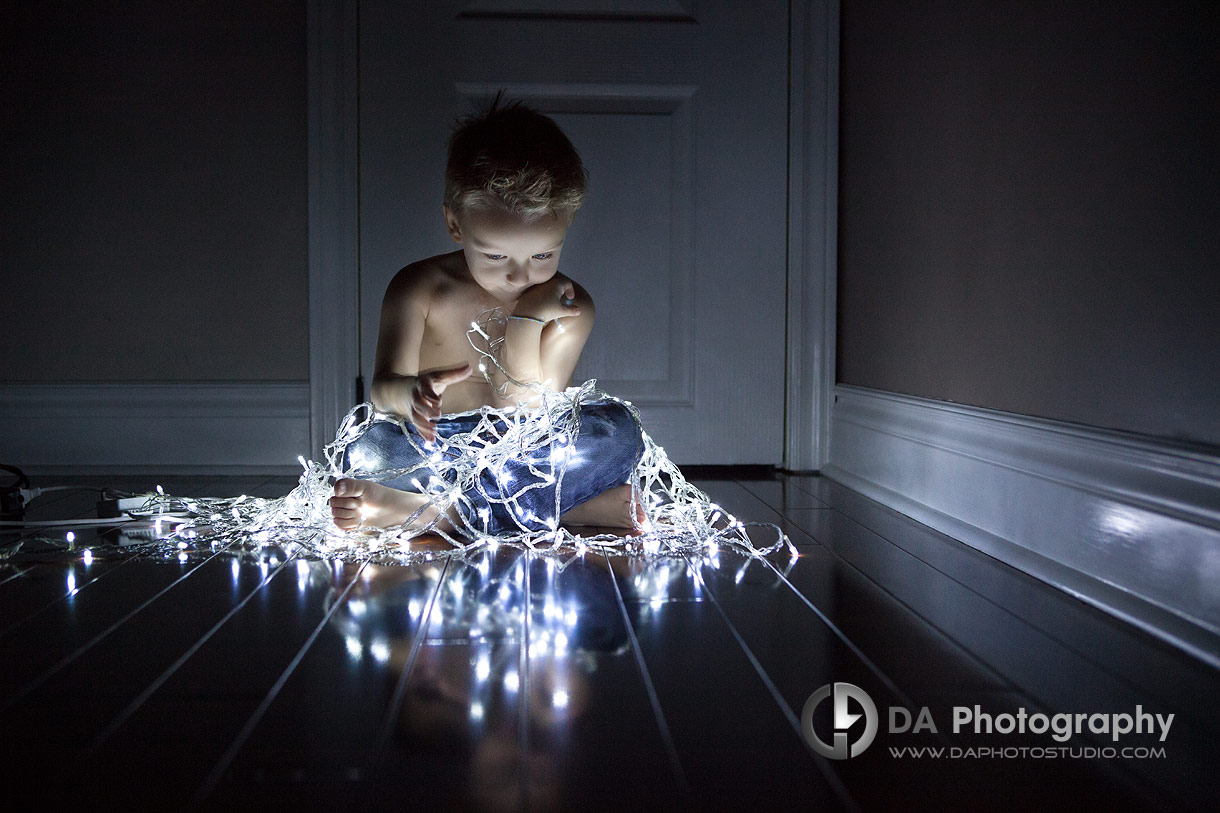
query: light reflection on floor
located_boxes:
[2,511,794,806]
[4,474,1215,810]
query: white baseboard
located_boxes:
[825,384,1220,665]
[0,381,310,473]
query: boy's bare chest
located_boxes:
[418,286,508,410]
[422,287,506,355]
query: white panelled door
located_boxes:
[358,1,788,464]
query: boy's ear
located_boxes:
[442,205,462,243]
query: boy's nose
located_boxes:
[506,264,528,284]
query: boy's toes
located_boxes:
[632,499,649,535]
[331,479,370,530]
[334,477,364,498]
[332,507,361,530]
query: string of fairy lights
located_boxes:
[120,311,794,563]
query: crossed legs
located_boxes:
[330,400,646,536]
[329,478,643,533]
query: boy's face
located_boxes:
[445,205,568,302]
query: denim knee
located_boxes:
[564,400,644,500]
[342,420,428,491]
[591,400,643,474]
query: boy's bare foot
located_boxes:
[330,478,440,531]
[560,484,646,535]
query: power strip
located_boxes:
[97,495,157,518]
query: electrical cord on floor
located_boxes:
[0,462,157,527]
[0,516,137,527]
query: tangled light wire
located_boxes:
[153,311,793,564]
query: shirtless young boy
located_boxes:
[329,100,645,535]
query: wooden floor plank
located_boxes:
[601,545,848,809]
[520,553,686,810]
[362,550,531,810]
[211,557,449,796]
[0,544,243,707]
[59,555,367,808]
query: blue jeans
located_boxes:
[341,399,644,536]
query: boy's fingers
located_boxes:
[408,399,434,425]
[439,363,473,381]
[431,364,472,393]
[411,394,437,420]
[412,401,437,426]
[412,416,436,443]
[409,365,470,442]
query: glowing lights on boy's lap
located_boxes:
[128,306,792,566]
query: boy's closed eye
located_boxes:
[482,253,554,261]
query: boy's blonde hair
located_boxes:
[444,96,588,224]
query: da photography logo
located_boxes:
[802,682,878,759]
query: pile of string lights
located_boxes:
[145,311,793,563]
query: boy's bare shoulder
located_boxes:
[382,251,465,312]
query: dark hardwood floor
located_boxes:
[1,473,1215,810]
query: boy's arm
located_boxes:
[540,280,594,388]
[494,277,594,406]
[370,266,470,441]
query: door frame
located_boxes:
[306,0,359,458]
[306,0,839,469]
[785,0,839,471]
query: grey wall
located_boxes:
[0,1,308,382]
[837,0,1220,447]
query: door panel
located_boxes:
[358,1,787,463]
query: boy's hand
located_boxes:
[513,278,582,324]
[408,364,472,442]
